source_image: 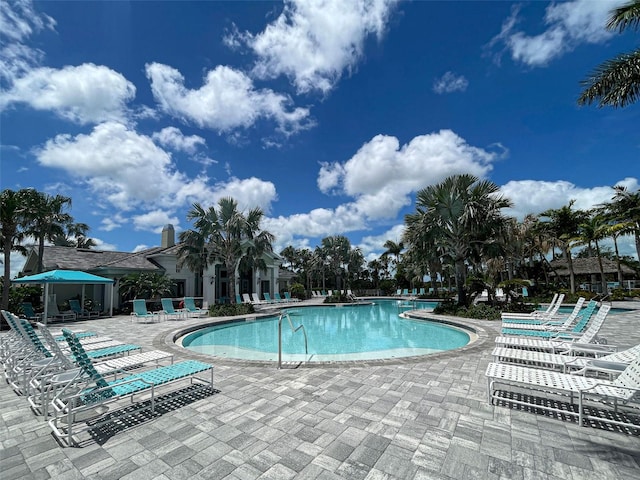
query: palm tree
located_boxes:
[320,235,352,291]
[576,212,610,294]
[182,197,274,303]
[52,222,96,248]
[611,185,640,260]
[539,201,588,294]
[578,0,640,108]
[23,191,73,273]
[408,174,512,306]
[1,189,31,310]
[177,229,209,298]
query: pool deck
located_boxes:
[1,299,639,479]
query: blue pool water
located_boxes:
[181,300,471,362]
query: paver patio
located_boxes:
[1,300,639,479]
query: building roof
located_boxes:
[21,245,166,275]
[549,257,635,277]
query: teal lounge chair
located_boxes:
[235,294,243,304]
[131,299,160,323]
[49,328,213,446]
[160,298,186,321]
[21,302,42,321]
[68,299,100,319]
[283,292,300,303]
[183,297,207,317]
[28,320,169,416]
[263,293,276,303]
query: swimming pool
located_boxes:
[180,300,472,363]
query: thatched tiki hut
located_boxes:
[549,257,636,293]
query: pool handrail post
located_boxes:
[278,311,308,369]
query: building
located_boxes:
[19,225,284,309]
[549,257,637,292]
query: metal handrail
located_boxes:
[278,311,308,369]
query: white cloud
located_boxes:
[132,210,181,233]
[212,177,278,214]
[433,72,468,94]
[229,0,398,94]
[266,130,500,251]
[319,130,497,220]
[35,121,279,233]
[152,126,206,154]
[145,62,311,135]
[490,0,624,67]
[264,204,368,250]
[500,177,640,220]
[0,0,55,82]
[358,224,405,259]
[0,63,136,124]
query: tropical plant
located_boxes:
[181,197,274,303]
[320,235,352,291]
[23,191,73,273]
[118,272,175,301]
[177,228,209,297]
[52,222,96,248]
[610,185,640,260]
[575,212,610,294]
[538,201,589,294]
[405,174,512,306]
[578,0,640,108]
[0,189,31,310]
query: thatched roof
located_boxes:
[549,257,635,277]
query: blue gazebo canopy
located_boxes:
[13,269,114,284]
[13,270,114,323]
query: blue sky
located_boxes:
[1,0,638,277]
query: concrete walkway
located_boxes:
[1,300,639,479]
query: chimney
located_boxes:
[161,224,175,248]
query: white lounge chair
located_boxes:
[501,293,565,321]
[500,299,595,336]
[502,297,586,328]
[251,293,267,305]
[491,344,640,375]
[494,305,611,352]
[486,356,640,429]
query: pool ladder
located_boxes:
[278,311,308,369]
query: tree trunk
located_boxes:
[37,235,45,273]
[564,247,576,294]
[455,258,467,306]
[2,241,12,310]
[612,235,624,286]
[595,241,608,295]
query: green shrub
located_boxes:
[208,303,255,317]
[434,302,503,320]
[323,292,350,303]
[289,283,306,300]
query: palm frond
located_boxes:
[606,0,640,32]
[577,48,640,107]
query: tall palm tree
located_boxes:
[177,229,209,298]
[578,0,640,108]
[321,235,352,291]
[182,197,274,303]
[610,185,640,260]
[23,191,73,273]
[1,189,30,310]
[52,222,96,248]
[539,201,588,294]
[576,212,610,294]
[409,174,512,306]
